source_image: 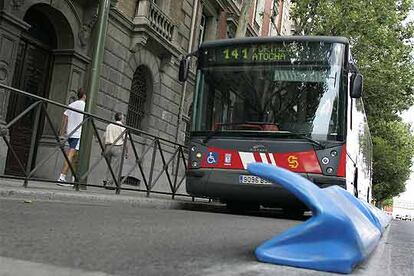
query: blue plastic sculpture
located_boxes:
[248,163,391,274]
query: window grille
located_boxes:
[127,66,148,129]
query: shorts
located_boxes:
[68,138,80,150]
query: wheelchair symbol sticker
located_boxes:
[207,152,218,164]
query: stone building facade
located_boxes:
[0,0,293,191]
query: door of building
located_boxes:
[5,38,52,176]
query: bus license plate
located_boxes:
[239,175,272,185]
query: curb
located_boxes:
[0,187,204,210]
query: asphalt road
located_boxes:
[0,198,302,276]
[1,198,413,276]
[383,220,414,275]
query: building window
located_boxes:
[254,0,265,31]
[127,65,149,129]
[271,0,281,35]
[272,0,279,20]
[198,14,207,46]
[227,22,237,39]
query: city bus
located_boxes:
[179,36,372,211]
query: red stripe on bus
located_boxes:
[337,144,346,177]
[253,152,262,163]
[200,147,322,174]
[265,153,272,164]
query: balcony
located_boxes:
[132,0,179,57]
[148,3,174,42]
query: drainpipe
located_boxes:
[174,0,200,145]
[77,0,111,187]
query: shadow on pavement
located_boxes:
[180,202,311,221]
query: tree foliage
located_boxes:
[382,198,393,207]
[371,120,414,202]
[291,0,414,203]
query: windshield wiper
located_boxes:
[276,131,325,149]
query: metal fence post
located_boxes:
[147,140,158,197]
[116,130,128,195]
[24,103,42,187]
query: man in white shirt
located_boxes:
[103,112,127,188]
[57,88,86,185]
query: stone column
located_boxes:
[133,0,151,25]
[0,11,28,121]
[0,10,29,174]
[35,50,90,179]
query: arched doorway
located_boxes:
[127,65,152,130]
[5,5,57,176]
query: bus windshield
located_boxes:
[193,41,346,142]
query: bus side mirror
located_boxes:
[179,57,190,82]
[351,73,363,98]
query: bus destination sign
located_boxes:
[222,46,286,62]
[200,42,331,66]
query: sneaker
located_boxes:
[56,175,73,187]
[56,182,74,187]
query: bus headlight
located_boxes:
[191,146,197,152]
[330,150,338,157]
[192,161,198,167]
[196,152,202,159]
[326,167,334,174]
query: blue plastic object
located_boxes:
[248,163,391,274]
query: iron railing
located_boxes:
[0,83,191,199]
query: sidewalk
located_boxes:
[0,177,211,209]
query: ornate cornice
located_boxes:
[0,10,30,31]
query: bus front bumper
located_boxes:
[186,169,346,208]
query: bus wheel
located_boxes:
[226,201,260,211]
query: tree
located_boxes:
[382,198,393,208]
[291,0,414,118]
[291,0,414,203]
[371,120,414,202]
